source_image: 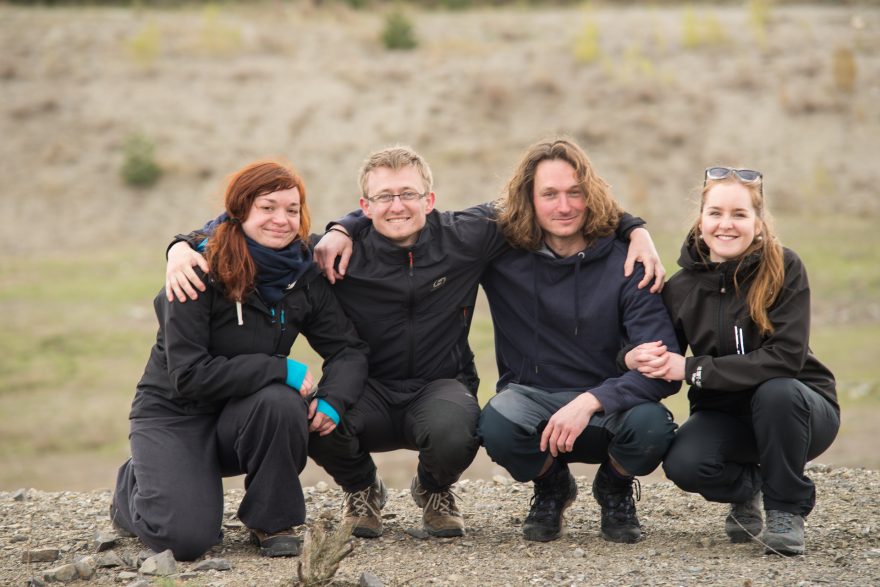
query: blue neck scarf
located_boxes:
[245,236,312,304]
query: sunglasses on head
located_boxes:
[704,167,763,186]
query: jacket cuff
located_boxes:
[316,399,340,425]
[285,358,308,390]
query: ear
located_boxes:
[424,191,437,214]
[359,197,373,219]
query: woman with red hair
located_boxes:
[111,161,368,560]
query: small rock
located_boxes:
[137,549,156,563]
[315,481,329,492]
[11,534,28,543]
[193,558,232,571]
[13,488,28,501]
[74,556,97,579]
[866,548,880,558]
[41,563,78,583]
[222,519,244,529]
[360,572,384,587]
[573,548,586,558]
[404,527,430,540]
[492,475,511,486]
[22,549,60,563]
[25,578,46,587]
[94,530,118,552]
[140,549,177,576]
[125,581,151,587]
[95,551,126,568]
[117,571,138,580]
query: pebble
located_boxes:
[315,481,329,492]
[13,488,28,501]
[41,563,78,583]
[74,555,97,579]
[94,550,126,568]
[360,571,384,587]
[573,548,586,558]
[404,527,430,540]
[11,534,28,543]
[492,475,511,486]
[117,571,138,580]
[140,549,177,576]
[21,549,59,563]
[94,530,118,552]
[194,558,233,571]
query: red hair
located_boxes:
[206,160,310,302]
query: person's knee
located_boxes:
[752,378,803,413]
[613,403,676,475]
[478,403,518,462]
[135,511,220,561]
[662,444,701,491]
[423,403,479,463]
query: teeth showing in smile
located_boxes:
[386,218,410,223]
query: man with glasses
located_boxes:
[166,145,664,540]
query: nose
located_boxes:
[557,195,573,213]
[271,208,287,224]
[388,194,406,211]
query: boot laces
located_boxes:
[425,489,460,516]
[344,485,381,518]
[767,510,796,534]
[529,476,570,519]
[599,478,640,522]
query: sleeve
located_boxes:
[587,263,681,414]
[615,212,647,242]
[329,210,371,240]
[685,251,813,391]
[161,282,289,402]
[299,277,370,420]
[164,213,225,257]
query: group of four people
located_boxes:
[110,138,839,563]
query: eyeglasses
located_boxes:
[365,190,427,204]
[704,167,763,186]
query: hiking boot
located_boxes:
[522,464,578,542]
[763,510,805,556]
[249,526,303,557]
[108,501,136,538]
[592,463,641,544]
[725,491,763,543]
[410,476,465,538]
[342,477,387,538]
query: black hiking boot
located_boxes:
[522,463,578,542]
[592,463,641,544]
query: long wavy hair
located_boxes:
[692,177,784,335]
[206,160,309,302]
[495,137,621,250]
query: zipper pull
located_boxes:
[235,301,243,326]
[280,308,286,332]
[408,251,414,277]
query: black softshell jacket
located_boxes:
[662,239,837,416]
[132,262,369,419]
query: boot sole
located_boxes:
[352,526,383,539]
[601,528,641,544]
[425,526,465,538]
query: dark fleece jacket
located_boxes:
[481,236,681,415]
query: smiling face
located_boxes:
[699,181,761,263]
[241,187,301,249]
[359,164,436,248]
[532,159,588,257]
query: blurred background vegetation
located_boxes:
[1,0,878,491]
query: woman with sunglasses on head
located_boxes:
[625,167,839,556]
[111,160,368,561]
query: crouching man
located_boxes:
[478,138,681,543]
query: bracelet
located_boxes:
[327,226,352,239]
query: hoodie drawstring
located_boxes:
[574,252,585,336]
[235,301,243,326]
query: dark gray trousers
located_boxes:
[662,378,840,517]
[113,384,310,560]
[478,384,677,482]
[308,378,480,493]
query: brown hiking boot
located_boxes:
[410,476,465,537]
[342,477,387,538]
[249,526,304,557]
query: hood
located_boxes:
[676,233,761,286]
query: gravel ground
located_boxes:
[2,465,878,586]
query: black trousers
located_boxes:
[308,378,480,493]
[478,384,677,482]
[113,384,310,560]
[663,378,839,517]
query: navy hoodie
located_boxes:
[481,236,681,415]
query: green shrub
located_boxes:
[126,21,161,67]
[120,133,161,188]
[573,19,600,64]
[381,10,417,51]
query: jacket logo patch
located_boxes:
[431,277,447,291]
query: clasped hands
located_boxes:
[625,341,686,382]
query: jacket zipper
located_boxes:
[407,251,416,377]
[717,274,732,356]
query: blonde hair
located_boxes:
[692,177,784,335]
[495,137,621,250]
[358,146,433,197]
